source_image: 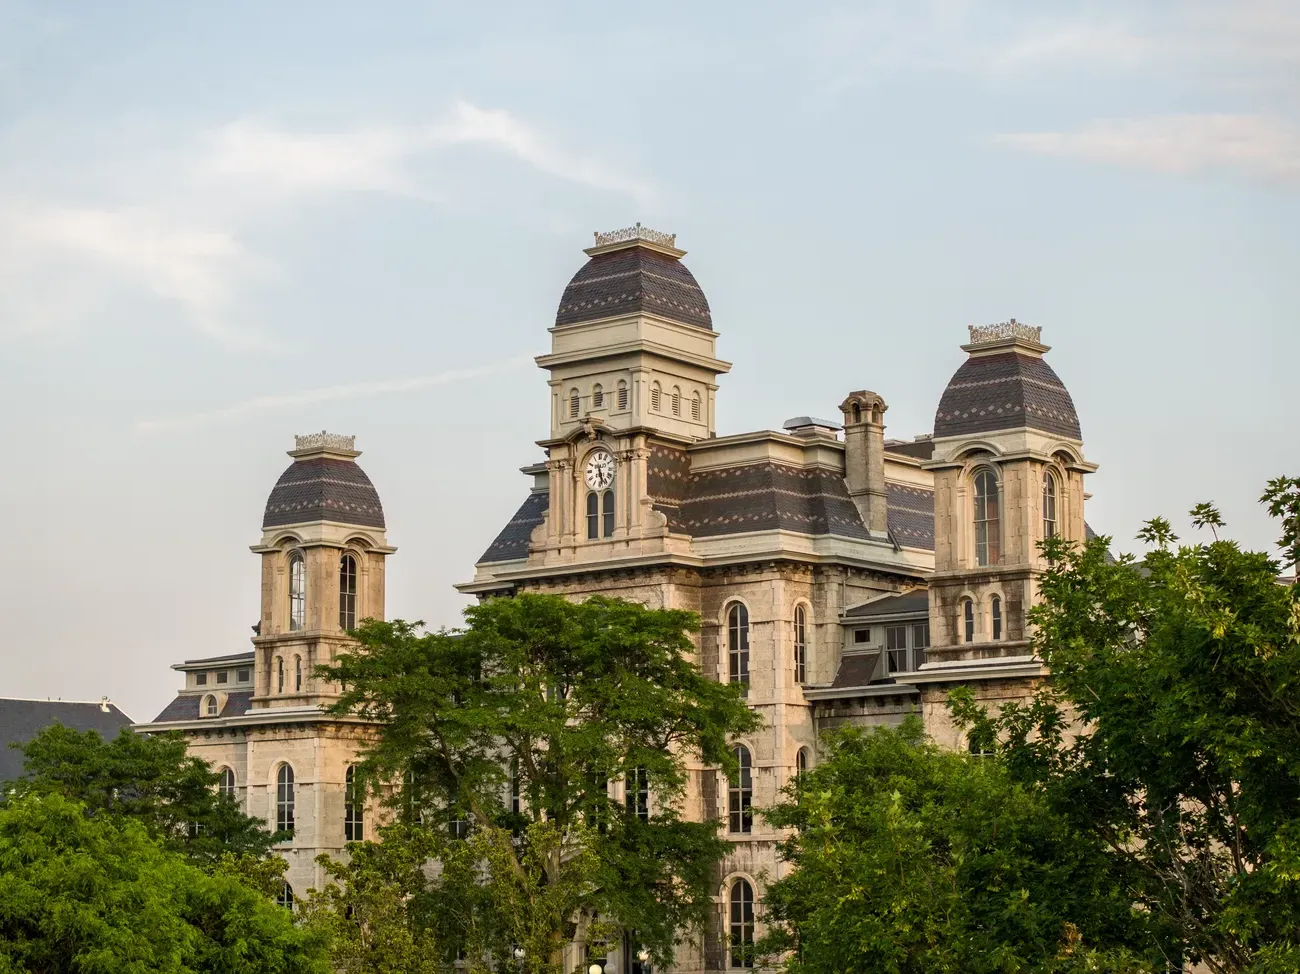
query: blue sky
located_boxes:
[1,0,1296,721]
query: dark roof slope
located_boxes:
[263,457,385,529]
[0,698,134,783]
[934,350,1081,440]
[478,491,548,564]
[844,590,930,619]
[887,483,935,550]
[151,691,253,724]
[556,245,712,330]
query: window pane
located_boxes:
[974,471,1001,566]
[586,492,599,540]
[216,670,227,684]
[236,668,250,682]
[728,604,750,693]
[602,489,614,538]
[289,554,306,631]
[729,746,752,834]
[853,628,870,644]
[339,555,357,630]
[992,597,1002,640]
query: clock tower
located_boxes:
[528,224,731,567]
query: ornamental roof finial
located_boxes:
[967,318,1044,346]
[592,222,677,249]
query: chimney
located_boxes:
[839,391,888,536]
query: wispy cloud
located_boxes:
[134,354,534,433]
[995,114,1300,186]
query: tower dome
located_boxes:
[555,223,712,330]
[933,321,1081,440]
[262,432,385,530]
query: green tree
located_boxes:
[953,478,1300,974]
[320,593,761,973]
[758,720,1156,974]
[9,724,280,864]
[0,791,328,974]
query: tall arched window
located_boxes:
[728,745,752,834]
[601,489,614,538]
[650,383,661,412]
[729,878,755,968]
[294,656,302,692]
[277,882,294,910]
[626,766,649,822]
[345,765,363,841]
[617,380,629,411]
[793,606,807,684]
[276,765,295,835]
[592,384,604,408]
[339,554,357,630]
[671,387,681,416]
[727,604,749,692]
[586,492,600,540]
[218,767,236,798]
[691,393,701,421]
[288,553,306,631]
[1043,471,1058,538]
[276,657,285,694]
[569,388,580,418]
[991,596,1003,640]
[204,694,218,717]
[963,599,975,643]
[795,747,809,781]
[973,469,1001,566]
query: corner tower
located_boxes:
[922,321,1096,678]
[250,432,396,709]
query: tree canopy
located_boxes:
[758,720,1157,974]
[953,477,1300,973]
[0,791,328,974]
[9,724,280,864]
[319,592,761,973]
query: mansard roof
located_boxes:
[263,456,386,530]
[555,243,712,331]
[151,690,254,724]
[934,349,1081,440]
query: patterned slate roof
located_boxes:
[478,491,549,564]
[555,245,712,330]
[934,351,1081,440]
[151,690,253,723]
[263,457,385,530]
[0,699,134,783]
[888,483,935,550]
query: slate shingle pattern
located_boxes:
[934,351,1081,439]
[0,699,134,782]
[478,491,549,563]
[152,690,253,723]
[262,457,386,530]
[887,483,936,550]
[555,246,712,330]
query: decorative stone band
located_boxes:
[294,431,356,452]
[592,223,676,248]
[968,319,1042,345]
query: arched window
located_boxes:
[276,657,285,694]
[294,656,302,692]
[218,767,236,798]
[601,489,614,538]
[626,766,649,822]
[586,492,600,540]
[288,552,306,631]
[339,554,357,630]
[277,882,294,910]
[1043,471,1058,538]
[991,595,1003,640]
[569,388,580,418]
[795,747,809,781]
[729,878,755,968]
[671,387,681,416]
[592,384,604,408]
[852,402,862,423]
[691,393,701,421]
[963,599,975,643]
[728,745,752,834]
[727,603,749,693]
[617,380,629,411]
[793,606,807,684]
[204,694,218,717]
[345,765,363,841]
[973,470,1001,566]
[650,383,661,412]
[276,765,295,835]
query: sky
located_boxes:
[1,0,1296,722]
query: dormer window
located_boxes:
[204,694,218,717]
[592,384,604,408]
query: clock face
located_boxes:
[584,450,615,490]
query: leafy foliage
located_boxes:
[953,483,1300,973]
[758,720,1156,974]
[0,791,328,974]
[319,593,761,973]
[8,724,281,864]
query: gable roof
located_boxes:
[0,698,134,784]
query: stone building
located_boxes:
[139,432,394,902]
[143,224,1095,971]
